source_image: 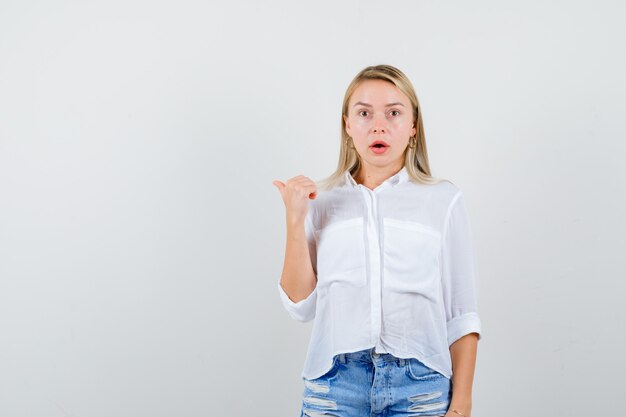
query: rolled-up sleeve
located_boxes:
[277,213,318,323]
[441,191,483,347]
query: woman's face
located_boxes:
[344,79,416,171]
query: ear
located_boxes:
[344,114,352,137]
[411,123,416,138]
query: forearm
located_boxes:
[448,332,479,415]
[279,220,316,302]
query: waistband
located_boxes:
[336,347,408,366]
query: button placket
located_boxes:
[354,176,396,351]
[359,185,383,347]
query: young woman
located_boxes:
[273,65,482,417]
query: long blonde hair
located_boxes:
[316,64,446,191]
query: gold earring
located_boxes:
[408,136,416,149]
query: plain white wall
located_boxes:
[1,1,625,416]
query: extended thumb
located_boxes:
[272,180,285,193]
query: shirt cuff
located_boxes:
[446,312,482,347]
[277,281,317,322]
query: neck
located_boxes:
[354,163,403,189]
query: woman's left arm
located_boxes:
[440,191,483,417]
[447,332,479,417]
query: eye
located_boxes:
[358,110,368,117]
[390,110,400,116]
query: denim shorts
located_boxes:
[300,347,452,417]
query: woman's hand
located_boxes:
[272,175,317,225]
[445,407,471,417]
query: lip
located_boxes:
[369,140,390,148]
[370,141,389,155]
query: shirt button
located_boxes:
[373,352,380,358]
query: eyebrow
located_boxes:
[352,101,405,108]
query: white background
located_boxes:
[1,1,625,416]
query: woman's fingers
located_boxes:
[273,175,318,221]
[272,180,286,196]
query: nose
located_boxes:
[372,113,387,134]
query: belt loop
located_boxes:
[340,353,346,364]
[400,358,405,366]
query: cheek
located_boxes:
[349,124,369,138]
[353,118,369,128]
[391,118,411,129]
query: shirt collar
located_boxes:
[344,166,409,189]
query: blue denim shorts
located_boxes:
[300,347,452,417]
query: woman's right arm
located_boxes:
[279,217,317,302]
[273,175,318,317]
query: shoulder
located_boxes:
[408,177,463,209]
[432,178,462,198]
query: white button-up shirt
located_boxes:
[277,166,482,380]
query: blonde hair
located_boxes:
[316,64,447,191]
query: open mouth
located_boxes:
[370,141,389,149]
[370,141,389,154]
